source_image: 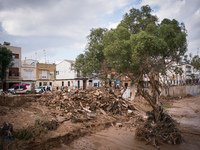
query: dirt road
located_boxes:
[51,95,200,150]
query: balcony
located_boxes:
[39,75,50,79]
[22,63,36,67]
[8,71,20,79]
[22,75,36,80]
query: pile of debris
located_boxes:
[36,88,136,123]
[135,106,183,149]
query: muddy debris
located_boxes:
[37,88,136,123]
[135,106,184,149]
[0,88,188,150]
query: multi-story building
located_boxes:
[1,42,22,90]
[55,60,89,89]
[21,59,38,89]
[36,63,56,88]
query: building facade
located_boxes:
[36,63,56,88]
[55,60,87,89]
[21,59,38,90]
[1,44,22,90]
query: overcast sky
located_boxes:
[0,0,199,63]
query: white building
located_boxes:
[55,60,86,89]
[160,62,199,85]
[55,60,101,89]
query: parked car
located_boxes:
[34,87,44,94]
[8,84,31,94]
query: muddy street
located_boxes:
[51,95,200,150]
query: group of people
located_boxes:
[43,86,52,91]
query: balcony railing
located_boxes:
[22,64,36,67]
[39,75,50,79]
[22,75,36,80]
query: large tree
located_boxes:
[103,5,187,118]
[103,5,187,147]
[72,5,187,146]
[0,46,13,89]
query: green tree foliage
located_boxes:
[104,6,187,82]
[72,28,107,77]
[120,5,158,34]
[73,5,188,115]
[103,5,187,116]
[0,46,13,82]
[191,55,200,70]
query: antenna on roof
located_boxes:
[44,50,46,63]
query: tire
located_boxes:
[26,91,29,94]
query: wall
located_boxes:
[56,60,75,80]
[21,59,37,81]
[161,85,200,97]
[36,63,56,88]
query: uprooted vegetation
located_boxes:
[135,107,183,149]
[0,87,184,149]
[0,88,141,149]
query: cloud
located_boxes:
[1,0,200,62]
[107,22,119,29]
[0,0,131,38]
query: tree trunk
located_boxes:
[130,84,136,100]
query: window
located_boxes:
[20,86,25,89]
[26,71,31,78]
[50,72,54,76]
[62,81,64,86]
[68,81,70,86]
[49,82,52,86]
[56,71,59,75]
[9,68,19,76]
[42,70,47,79]
[94,83,97,87]
[125,83,128,87]
[11,54,19,59]
[39,82,42,86]
[14,86,19,90]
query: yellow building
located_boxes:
[36,63,56,88]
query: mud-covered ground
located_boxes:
[0,92,200,150]
[51,95,200,150]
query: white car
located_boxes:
[34,87,44,94]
